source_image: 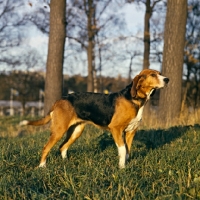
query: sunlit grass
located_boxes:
[1,117,200,199]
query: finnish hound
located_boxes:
[20,69,169,168]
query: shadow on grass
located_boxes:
[96,125,200,151]
[136,125,199,149]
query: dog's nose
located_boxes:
[164,78,169,84]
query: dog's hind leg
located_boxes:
[59,124,78,159]
[60,123,85,159]
[38,114,69,167]
[39,128,66,167]
[37,100,78,167]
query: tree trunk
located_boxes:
[142,0,153,125]
[87,39,94,92]
[158,0,187,127]
[44,0,66,115]
[86,0,95,92]
[143,0,151,70]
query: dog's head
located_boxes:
[131,69,169,98]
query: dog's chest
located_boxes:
[125,106,144,132]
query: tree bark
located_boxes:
[158,0,187,127]
[143,0,151,70]
[44,0,66,115]
[87,39,94,92]
[86,0,95,92]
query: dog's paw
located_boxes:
[38,162,46,168]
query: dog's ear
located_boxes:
[130,75,139,97]
[131,75,145,97]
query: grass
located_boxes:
[1,117,200,199]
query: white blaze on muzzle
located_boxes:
[158,75,169,88]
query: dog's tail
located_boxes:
[19,113,52,126]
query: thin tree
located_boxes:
[129,0,163,69]
[44,0,66,115]
[142,0,163,69]
[85,0,95,92]
[158,0,187,127]
[66,0,124,92]
[128,0,164,125]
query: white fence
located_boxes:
[0,100,44,116]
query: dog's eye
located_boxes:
[151,73,156,77]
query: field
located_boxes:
[1,117,200,199]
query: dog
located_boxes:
[20,69,169,168]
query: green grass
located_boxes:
[1,117,200,199]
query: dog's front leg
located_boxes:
[117,145,126,168]
[124,129,137,162]
[110,127,127,168]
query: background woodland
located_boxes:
[0,0,199,128]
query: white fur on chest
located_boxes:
[125,106,144,132]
